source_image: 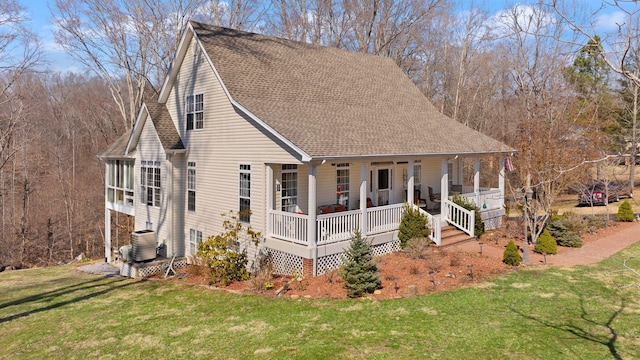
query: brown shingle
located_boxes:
[98,130,132,158]
[146,102,184,151]
[191,21,511,157]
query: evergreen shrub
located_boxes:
[546,220,583,248]
[340,231,382,298]
[534,230,558,254]
[503,240,522,266]
[399,204,430,248]
[617,200,635,222]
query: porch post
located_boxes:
[360,163,368,235]
[407,160,414,205]
[499,157,506,203]
[266,164,273,235]
[474,157,480,206]
[105,208,111,262]
[441,159,449,201]
[308,164,317,276]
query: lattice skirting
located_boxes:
[265,248,304,276]
[119,257,188,278]
[315,239,401,276]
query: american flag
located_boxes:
[505,157,515,172]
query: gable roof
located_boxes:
[185,21,512,158]
[99,102,184,159]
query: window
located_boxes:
[281,164,298,212]
[413,163,422,186]
[140,160,161,207]
[189,228,203,256]
[186,94,204,130]
[187,162,196,211]
[239,164,251,222]
[106,160,134,206]
[336,163,350,209]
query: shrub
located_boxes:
[559,212,585,233]
[450,194,484,238]
[584,215,607,229]
[340,231,382,298]
[404,237,433,259]
[503,240,521,266]
[398,204,431,248]
[197,211,262,286]
[534,230,558,255]
[546,220,583,248]
[617,200,635,222]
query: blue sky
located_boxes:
[20,0,631,73]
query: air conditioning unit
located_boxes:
[130,230,157,262]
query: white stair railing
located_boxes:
[442,200,475,237]
[417,207,441,245]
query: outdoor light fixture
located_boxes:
[478,242,484,255]
[467,264,474,281]
[429,270,435,287]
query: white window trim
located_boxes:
[187,161,196,211]
[281,164,298,212]
[107,160,135,207]
[239,164,251,222]
[140,160,161,207]
[189,228,203,256]
[336,163,350,209]
[186,93,204,131]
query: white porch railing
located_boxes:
[367,203,404,235]
[418,207,441,245]
[459,187,502,210]
[317,209,361,245]
[442,199,475,237]
[267,210,309,245]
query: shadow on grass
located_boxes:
[0,277,134,324]
[509,297,626,360]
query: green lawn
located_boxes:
[1,247,640,359]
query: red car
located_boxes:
[578,182,632,206]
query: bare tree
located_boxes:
[195,0,266,30]
[51,0,205,129]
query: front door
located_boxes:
[376,168,391,206]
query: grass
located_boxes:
[1,248,640,359]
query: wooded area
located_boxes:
[1,0,639,268]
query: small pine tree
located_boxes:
[617,200,635,222]
[340,231,382,298]
[398,204,430,248]
[503,240,522,266]
[534,230,558,255]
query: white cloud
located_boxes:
[488,3,556,38]
[595,11,628,33]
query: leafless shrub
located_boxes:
[404,237,432,259]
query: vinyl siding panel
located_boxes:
[134,116,171,253]
[164,37,301,249]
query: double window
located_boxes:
[140,161,161,207]
[336,163,350,209]
[281,164,298,212]
[239,164,251,222]
[187,162,196,211]
[186,94,204,130]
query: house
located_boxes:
[99,21,514,277]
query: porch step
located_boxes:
[436,226,476,249]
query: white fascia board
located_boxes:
[158,23,194,103]
[125,103,149,154]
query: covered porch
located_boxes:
[263,156,506,276]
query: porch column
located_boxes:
[407,160,414,205]
[105,208,111,262]
[441,159,449,201]
[474,157,480,206]
[308,165,317,276]
[499,157,506,202]
[360,163,367,235]
[266,164,273,235]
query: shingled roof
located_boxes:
[189,21,512,158]
[145,102,184,151]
